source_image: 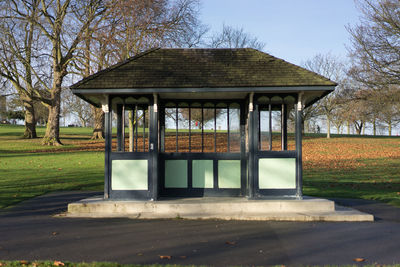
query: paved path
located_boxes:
[1,192,400,266]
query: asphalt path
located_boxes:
[1,191,400,266]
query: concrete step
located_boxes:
[68,197,334,214]
[66,196,374,222]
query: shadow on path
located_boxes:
[0,191,101,217]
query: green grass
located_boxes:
[0,125,104,209]
[302,136,400,206]
[303,156,400,206]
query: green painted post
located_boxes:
[248,94,256,199]
[150,95,159,200]
[104,96,111,199]
[295,101,303,199]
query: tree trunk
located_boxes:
[388,121,392,136]
[347,121,350,135]
[373,117,376,136]
[22,100,37,139]
[43,102,62,145]
[42,72,62,146]
[355,121,363,135]
[326,118,331,138]
[79,117,86,127]
[91,106,105,139]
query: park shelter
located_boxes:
[70,48,336,200]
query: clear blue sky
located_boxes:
[200,0,361,65]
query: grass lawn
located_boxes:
[0,124,400,209]
[0,125,104,209]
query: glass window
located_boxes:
[178,108,190,152]
[123,105,149,152]
[161,102,241,154]
[203,108,215,152]
[164,108,177,152]
[110,96,150,153]
[259,109,270,151]
[271,109,282,151]
[258,101,293,151]
[216,107,227,153]
[229,104,240,152]
[190,108,202,152]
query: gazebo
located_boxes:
[70,48,336,201]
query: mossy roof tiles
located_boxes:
[71,48,337,90]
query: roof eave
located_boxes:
[71,85,336,95]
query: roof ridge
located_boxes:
[70,47,160,89]
[157,47,250,49]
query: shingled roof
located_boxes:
[70,48,336,90]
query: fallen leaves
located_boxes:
[354,257,365,262]
[302,138,400,170]
[159,255,172,260]
[53,260,65,266]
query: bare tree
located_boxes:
[38,1,106,145]
[347,0,400,85]
[105,0,203,60]
[1,0,106,145]
[62,88,92,127]
[373,86,400,136]
[0,0,42,138]
[209,24,265,50]
[70,0,204,141]
[302,53,345,138]
[341,85,377,135]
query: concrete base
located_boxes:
[66,196,374,222]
